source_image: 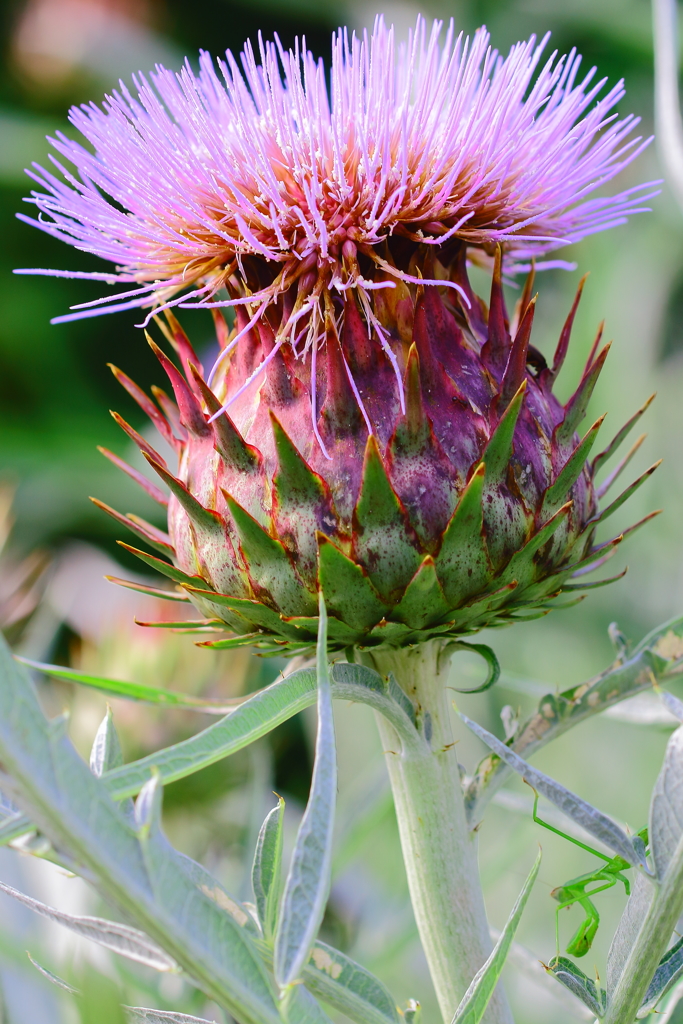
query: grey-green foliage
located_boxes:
[90,706,124,775]
[0,634,282,1024]
[546,958,606,1018]
[252,798,285,942]
[274,598,337,990]
[449,851,541,1024]
[459,712,647,868]
[0,879,176,970]
[650,725,683,880]
[465,613,683,825]
[124,1011,217,1023]
[27,952,80,995]
[0,623,409,1024]
[1,658,418,851]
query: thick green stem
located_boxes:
[603,839,683,1024]
[365,642,513,1024]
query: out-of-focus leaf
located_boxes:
[125,1010,217,1023]
[659,688,683,723]
[639,936,683,1016]
[460,713,646,868]
[0,634,283,1024]
[302,942,401,1024]
[547,957,606,1018]
[274,597,337,989]
[252,797,285,941]
[17,657,238,714]
[466,614,683,825]
[650,726,683,880]
[449,851,541,1024]
[0,880,176,971]
[403,1001,421,1023]
[281,983,334,1023]
[255,935,401,1024]
[27,952,80,994]
[90,707,124,775]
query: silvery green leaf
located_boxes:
[124,1010,216,1023]
[103,661,415,805]
[650,725,683,880]
[1,657,417,855]
[639,936,683,1016]
[90,707,124,776]
[0,879,176,971]
[0,812,31,846]
[0,635,282,1024]
[134,772,163,840]
[252,797,285,940]
[607,872,655,996]
[466,613,683,825]
[659,689,683,724]
[460,713,646,868]
[27,952,80,994]
[302,941,400,1024]
[174,849,259,936]
[449,850,541,1024]
[547,957,606,1018]
[280,983,334,1023]
[274,597,337,989]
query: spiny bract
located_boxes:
[99,248,658,655]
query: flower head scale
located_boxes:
[19,16,654,343]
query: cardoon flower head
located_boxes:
[19,18,660,654]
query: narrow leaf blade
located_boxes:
[252,797,285,940]
[450,850,541,1024]
[0,880,176,971]
[459,712,645,867]
[274,596,337,988]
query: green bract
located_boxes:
[99,250,658,654]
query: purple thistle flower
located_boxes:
[34,17,658,656]
[18,16,654,345]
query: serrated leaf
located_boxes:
[650,725,683,880]
[252,797,285,941]
[27,952,80,994]
[274,597,337,988]
[449,850,541,1024]
[125,1008,217,1023]
[0,880,176,971]
[90,708,124,776]
[547,957,606,1018]
[459,713,645,867]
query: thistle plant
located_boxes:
[2,15,683,1024]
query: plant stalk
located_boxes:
[603,841,683,1024]
[365,642,513,1024]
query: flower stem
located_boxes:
[365,642,513,1024]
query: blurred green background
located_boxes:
[1,0,682,1022]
